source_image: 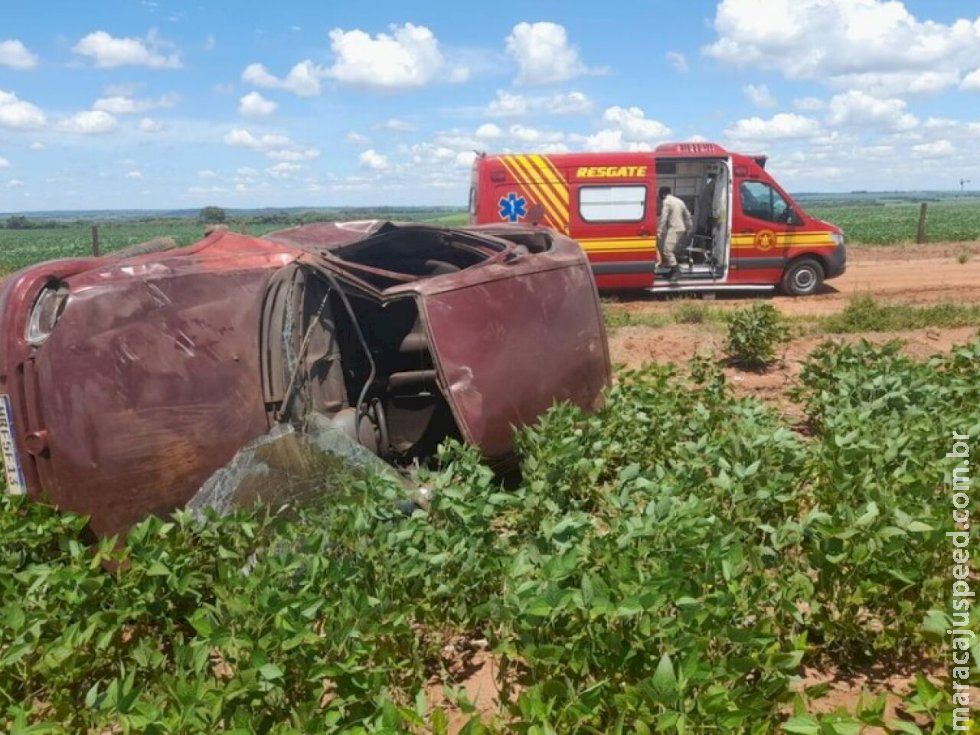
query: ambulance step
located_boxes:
[646,283,776,293]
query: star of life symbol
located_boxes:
[499,192,527,222]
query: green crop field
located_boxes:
[805,198,980,245]
[0,208,470,274]
[0,221,223,274]
[1,337,976,733]
[2,197,980,275]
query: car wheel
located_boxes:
[781,257,824,296]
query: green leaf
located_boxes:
[905,521,933,533]
[258,663,284,680]
[146,561,171,577]
[652,653,677,693]
[782,715,820,734]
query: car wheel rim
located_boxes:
[794,268,815,291]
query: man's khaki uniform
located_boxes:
[658,193,693,268]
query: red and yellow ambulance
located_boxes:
[469,143,846,294]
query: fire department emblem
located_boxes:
[754,229,777,251]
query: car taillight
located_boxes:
[25,284,69,346]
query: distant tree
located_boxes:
[6,215,30,229]
[200,206,226,224]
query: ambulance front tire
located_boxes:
[781,257,824,296]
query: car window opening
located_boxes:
[331,227,493,284]
[262,264,461,465]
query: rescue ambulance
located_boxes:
[469,143,846,294]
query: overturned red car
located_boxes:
[0,221,610,537]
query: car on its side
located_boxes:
[0,221,610,537]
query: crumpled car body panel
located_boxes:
[0,221,610,536]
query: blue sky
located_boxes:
[1,0,979,211]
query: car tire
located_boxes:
[781,257,824,296]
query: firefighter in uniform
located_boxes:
[657,186,693,281]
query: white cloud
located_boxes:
[58,110,118,134]
[238,91,278,117]
[794,96,825,111]
[743,83,776,108]
[703,0,980,95]
[724,113,822,140]
[266,147,319,162]
[485,89,593,117]
[666,51,688,72]
[0,156,9,168]
[198,170,217,178]
[125,170,143,179]
[549,91,593,115]
[580,129,652,153]
[267,162,302,179]
[359,149,389,170]
[705,0,980,95]
[224,127,320,161]
[507,124,565,144]
[602,106,671,141]
[455,150,478,167]
[344,131,369,145]
[29,141,44,150]
[486,90,528,116]
[204,34,216,52]
[505,22,597,85]
[826,90,918,130]
[912,139,955,157]
[72,30,181,69]
[375,118,415,132]
[0,89,46,129]
[405,137,482,171]
[93,92,178,114]
[475,123,502,139]
[138,117,164,132]
[962,67,980,91]
[575,107,670,152]
[242,60,323,97]
[0,40,38,70]
[325,23,467,88]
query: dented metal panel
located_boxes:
[0,221,610,537]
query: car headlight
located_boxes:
[831,232,845,248]
[26,284,69,346]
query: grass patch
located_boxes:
[822,295,980,333]
[603,299,726,332]
[601,304,669,330]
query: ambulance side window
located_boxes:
[740,181,789,223]
[579,185,647,222]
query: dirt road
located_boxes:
[605,241,980,419]
[613,241,980,318]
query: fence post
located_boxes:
[916,202,928,244]
[91,225,100,257]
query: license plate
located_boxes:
[0,394,27,495]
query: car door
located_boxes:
[731,179,800,283]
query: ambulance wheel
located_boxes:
[781,257,824,296]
